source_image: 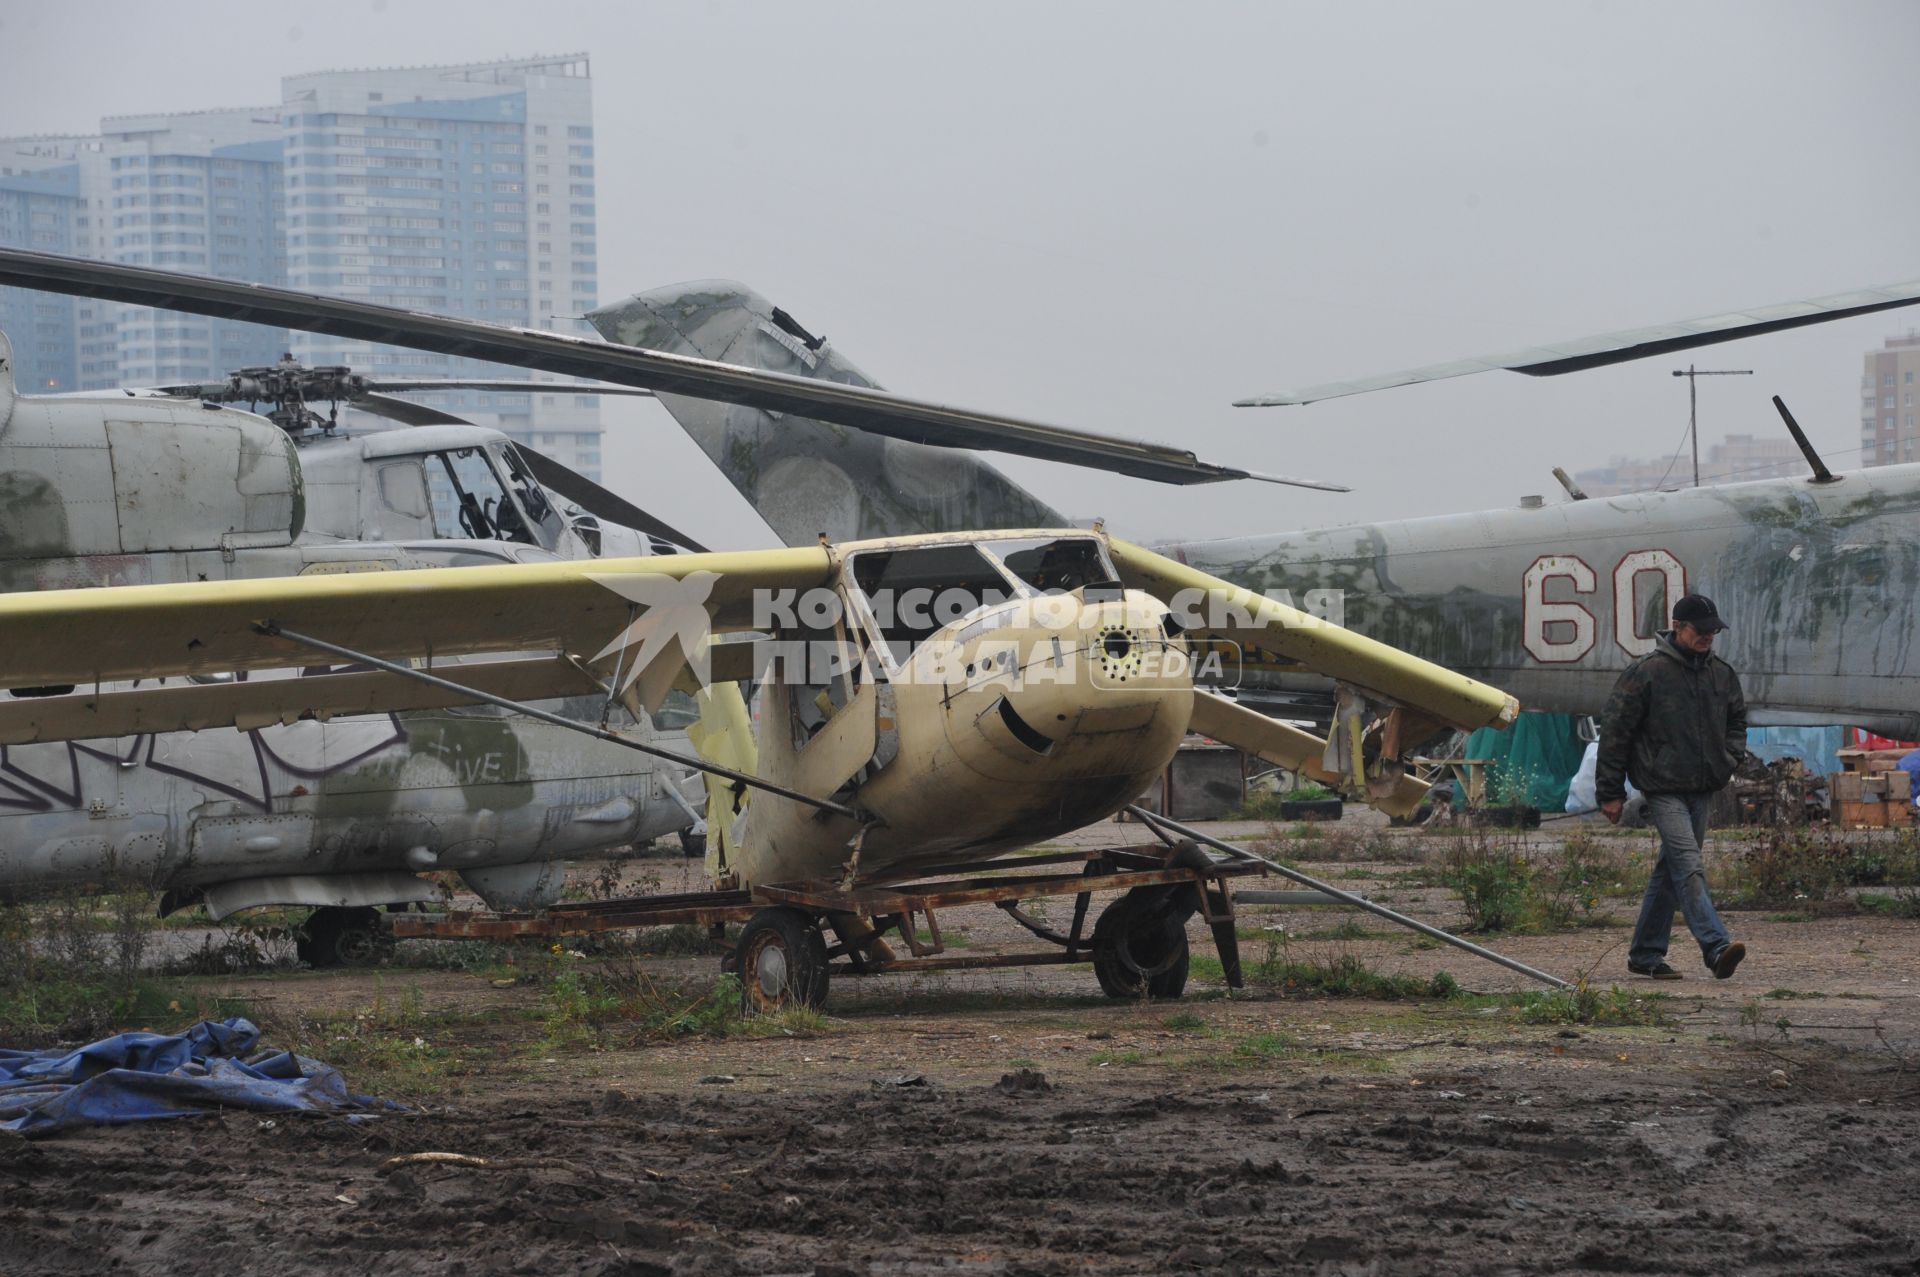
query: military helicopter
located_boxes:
[0,329,724,962]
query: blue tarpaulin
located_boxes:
[1746,725,1847,783]
[0,1018,402,1136]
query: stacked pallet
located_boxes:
[1830,749,1917,829]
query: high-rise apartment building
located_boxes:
[0,136,86,392]
[1861,334,1920,467]
[0,53,603,478]
[280,55,601,476]
[84,108,289,390]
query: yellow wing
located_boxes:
[0,656,603,746]
[0,547,831,690]
[1107,538,1518,733]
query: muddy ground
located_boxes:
[6,817,1920,1275]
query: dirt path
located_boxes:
[6,818,1920,1274]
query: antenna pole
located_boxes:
[1670,365,1752,487]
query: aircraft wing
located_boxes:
[0,547,832,693]
[0,656,606,745]
[1187,691,1430,818]
[1107,537,1519,734]
[0,247,1304,489]
[1236,278,1920,406]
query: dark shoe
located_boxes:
[1628,961,1683,981]
[1710,942,1747,980]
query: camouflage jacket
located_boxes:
[1596,631,1748,801]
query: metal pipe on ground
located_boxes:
[1235,890,1354,907]
[1124,805,1570,990]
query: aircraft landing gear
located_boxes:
[1091,886,1193,1000]
[678,829,707,859]
[735,906,830,1013]
[296,905,390,969]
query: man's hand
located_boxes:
[1600,799,1624,825]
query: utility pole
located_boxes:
[1671,365,1753,487]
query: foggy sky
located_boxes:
[3,0,1917,550]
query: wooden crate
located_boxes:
[1835,799,1890,829]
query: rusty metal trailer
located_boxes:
[387,842,1271,1011]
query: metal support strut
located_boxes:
[256,622,862,821]
[1125,805,1570,990]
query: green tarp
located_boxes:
[1459,712,1588,811]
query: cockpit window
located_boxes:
[500,444,565,547]
[377,461,432,521]
[990,537,1115,594]
[424,447,551,548]
[849,543,1017,652]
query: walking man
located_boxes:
[1596,593,1748,981]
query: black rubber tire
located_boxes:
[1091,890,1191,1000]
[736,907,830,1013]
[678,829,708,859]
[296,905,388,969]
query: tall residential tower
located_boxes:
[1861,334,1920,468]
[0,53,603,478]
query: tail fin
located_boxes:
[588,282,1063,545]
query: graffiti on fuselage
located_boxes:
[0,714,409,815]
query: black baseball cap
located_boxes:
[1672,593,1729,634]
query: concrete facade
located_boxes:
[1861,334,1920,468]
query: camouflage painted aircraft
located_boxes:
[0,524,1518,1005]
[0,329,725,960]
[595,279,1920,741]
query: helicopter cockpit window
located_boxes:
[848,543,1017,657]
[989,536,1116,594]
[498,444,564,547]
[376,460,433,529]
[424,447,548,547]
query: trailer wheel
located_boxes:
[1092,889,1190,1000]
[736,907,830,1013]
[296,906,389,969]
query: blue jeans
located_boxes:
[1629,792,1733,969]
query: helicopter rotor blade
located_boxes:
[152,382,232,400]
[512,444,710,553]
[351,391,473,428]
[363,378,655,398]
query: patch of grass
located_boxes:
[915,926,971,951]
[1161,1012,1207,1032]
[1437,827,1636,933]
[1092,1049,1146,1066]
[1297,918,1375,942]
[1192,948,1460,1002]
[0,879,258,1045]
[1720,826,1920,909]
[1858,890,1920,920]
[540,964,835,1050]
[1185,1029,1393,1074]
[1512,983,1665,1027]
[1232,1031,1295,1061]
